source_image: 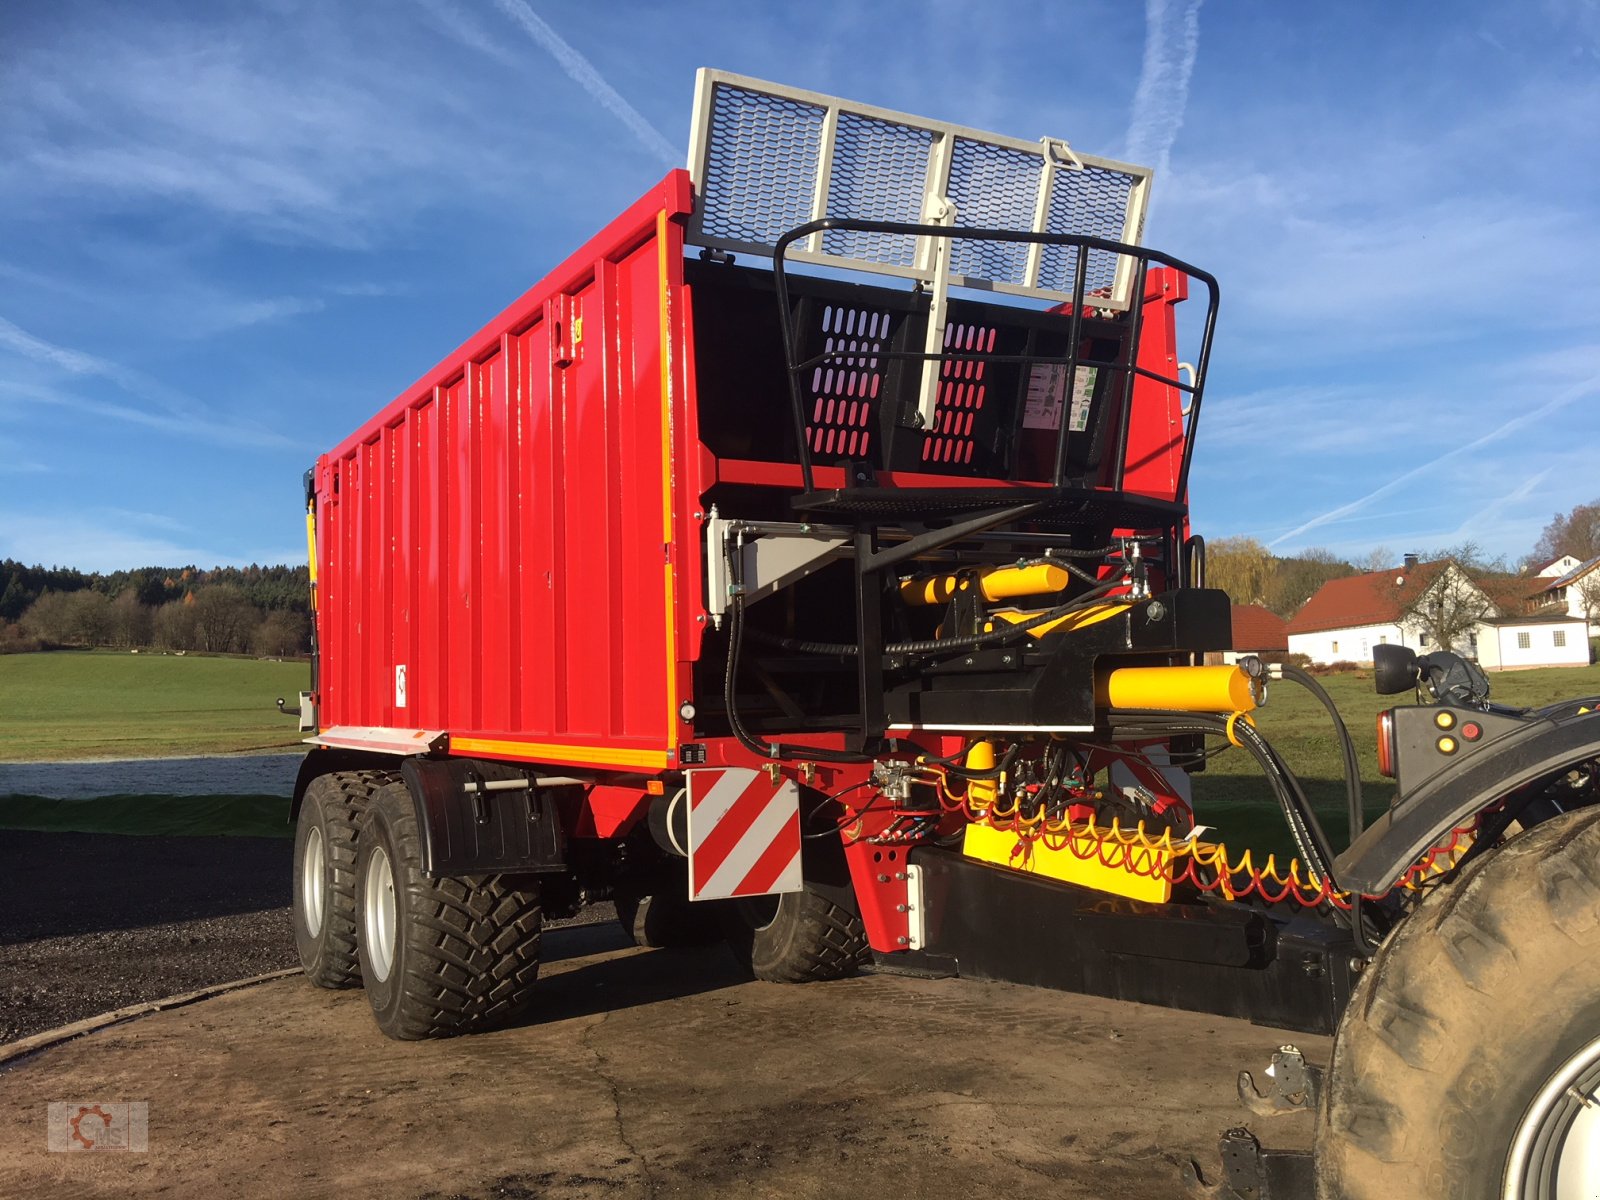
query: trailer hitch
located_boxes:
[1236,1045,1321,1117]
[1180,1127,1313,1200]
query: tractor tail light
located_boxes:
[1377,709,1397,778]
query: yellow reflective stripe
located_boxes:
[449,736,670,770]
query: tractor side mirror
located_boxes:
[1373,644,1420,695]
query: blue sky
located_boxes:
[2,0,1597,572]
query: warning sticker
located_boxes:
[1023,364,1097,432]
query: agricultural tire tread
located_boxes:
[355,781,542,1040]
[293,769,397,989]
[725,885,870,983]
[1316,804,1600,1198]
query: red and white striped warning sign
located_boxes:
[686,767,803,900]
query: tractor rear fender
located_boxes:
[1336,709,1600,894]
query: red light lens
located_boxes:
[1461,721,1482,741]
[1377,710,1396,778]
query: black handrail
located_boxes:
[769,217,1220,507]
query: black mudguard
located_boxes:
[1337,709,1600,894]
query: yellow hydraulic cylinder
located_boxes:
[1100,665,1262,713]
[900,562,1072,607]
[965,740,998,808]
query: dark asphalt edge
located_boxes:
[0,968,300,1070]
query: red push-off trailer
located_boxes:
[289,72,1600,1199]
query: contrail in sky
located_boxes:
[1450,466,1553,540]
[1125,0,1204,178]
[490,0,678,166]
[1268,374,1600,549]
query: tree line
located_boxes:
[0,560,311,656]
[1206,495,1600,621]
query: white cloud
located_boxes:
[1125,0,1204,178]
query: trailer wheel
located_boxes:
[1316,805,1600,1199]
[354,780,543,1040]
[724,885,869,983]
[616,890,723,949]
[292,769,395,988]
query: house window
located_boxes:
[1331,640,1339,654]
[1555,630,1567,648]
[1420,633,1430,647]
[1517,632,1531,650]
[1378,635,1388,644]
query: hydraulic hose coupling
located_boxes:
[1100,664,1264,713]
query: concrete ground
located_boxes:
[0,924,1323,1200]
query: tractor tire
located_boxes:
[724,885,869,983]
[1316,804,1600,1199]
[354,780,543,1040]
[292,769,395,988]
[616,890,723,949]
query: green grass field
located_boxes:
[0,649,310,761]
[1190,662,1600,857]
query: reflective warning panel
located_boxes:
[686,767,803,900]
[685,69,1153,308]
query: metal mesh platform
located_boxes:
[686,70,1152,309]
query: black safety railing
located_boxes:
[771,218,1220,509]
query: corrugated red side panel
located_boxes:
[316,172,699,772]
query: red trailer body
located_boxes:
[314,172,705,773]
[311,169,1193,771]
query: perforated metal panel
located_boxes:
[686,70,1152,308]
[805,303,892,461]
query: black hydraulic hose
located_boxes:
[1276,665,1365,842]
[724,593,871,764]
[1105,709,1337,884]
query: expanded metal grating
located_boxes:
[686,70,1152,308]
[696,86,824,247]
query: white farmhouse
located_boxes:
[1285,558,1591,670]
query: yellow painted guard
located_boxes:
[962,821,1173,903]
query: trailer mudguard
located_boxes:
[289,746,399,823]
[1336,710,1600,894]
[399,757,568,877]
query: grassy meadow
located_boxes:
[0,649,309,762]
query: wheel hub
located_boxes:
[364,846,398,983]
[301,825,326,936]
[1505,1033,1600,1199]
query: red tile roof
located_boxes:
[1230,604,1288,650]
[1283,560,1454,635]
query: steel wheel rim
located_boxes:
[300,825,326,936]
[1504,1033,1600,1199]
[364,846,398,983]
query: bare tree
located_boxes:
[1402,564,1494,652]
[252,610,309,657]
[1533,500,1600,565]
[1574,573,1600,624]
[1356,546,1396,572]
[153,599,200,651]
[191,585,260,654]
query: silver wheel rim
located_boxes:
[364,846,398,983]
[300,825,326,936]
[1504,1033,1600,1199]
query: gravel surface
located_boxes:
[0,753,301,799]
[0,829,614,1045]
